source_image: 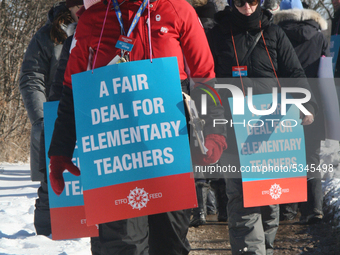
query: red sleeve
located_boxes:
[177,1,215,79]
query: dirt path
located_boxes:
[187,214,339,254]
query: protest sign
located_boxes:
[229,93,307,207]
[330,35,340,74]
[44,101,98,240]
[71,57,197,225]
[317,57,340,141]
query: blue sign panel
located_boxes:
[71,57,191,191]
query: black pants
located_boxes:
[301,138,323,216]
[210,178,228,221]
[280,138,323,219]
[99,210,191,255]
[226,178,279,255]
[149,210,191,255]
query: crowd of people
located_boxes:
[19,0,339,254]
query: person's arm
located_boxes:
[48,15,91,195]
[321,33,330,57]
[275,26,318,124]
[19,27,53,125]
[177,1,215,80]
[178,3,227,165]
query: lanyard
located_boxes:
[112,0,149,37]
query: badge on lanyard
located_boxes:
[115,35,136,52]
[112,0,148,62]
[232,66,248,77]
[108,54,128,65]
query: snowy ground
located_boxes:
[1,139,340,255]
[0,163,91,255]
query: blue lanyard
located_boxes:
[112,0,149,37]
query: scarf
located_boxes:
[230,4,263,31]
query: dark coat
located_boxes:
[19,2,68,126]
[273,9,329,77]
[207,6,317,157]
[273,8,330,140]
[19,2,69,181]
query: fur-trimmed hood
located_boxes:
[273,9,327,30]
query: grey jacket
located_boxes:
[19,2,69,125]
[19,2,68,180]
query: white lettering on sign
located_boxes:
[115,198,128,205]
[149,193,162,199]
[132,97,165,117]
[81,121,180,153]
[112,74,149,94]
[90,97,165,125]
[64,181,83,196]
[93,147,174,176]
[241,138,301,155]
[91,103,129,124]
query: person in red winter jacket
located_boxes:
[48,0,227,254]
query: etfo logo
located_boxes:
[262,183,289,199]
[128,187,149,210]
[114,187,163,210]
[201,84,312,116]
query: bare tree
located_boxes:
[0,0,54,162]
[303,0,333,19]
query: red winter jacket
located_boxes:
[63,0,215,89]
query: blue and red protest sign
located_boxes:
[44,101,98,240]
[71,57,197,225]
[330,35,340,74]
[229,93,307,207]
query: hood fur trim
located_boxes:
[273,9,327,30]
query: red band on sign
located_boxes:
[50,206,98,240]
[242,177,307,208]
[83,173,197,226]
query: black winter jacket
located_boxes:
[273,9,329,78]
[207,6,317,157]
[273,8,330,140]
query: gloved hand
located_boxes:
[194,134,227,166]
[49,156,80,195]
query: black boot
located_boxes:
[190,181,208,227]
[34,180,51,236]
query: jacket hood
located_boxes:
[273,9,327,30]
[47,2,68,24]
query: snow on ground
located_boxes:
[0,163,91,255]
[321,140,340,225]
[1,139,340,255]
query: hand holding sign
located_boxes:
[300,111,314,126]
[194,134,227,166]
[49,156,81,195]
